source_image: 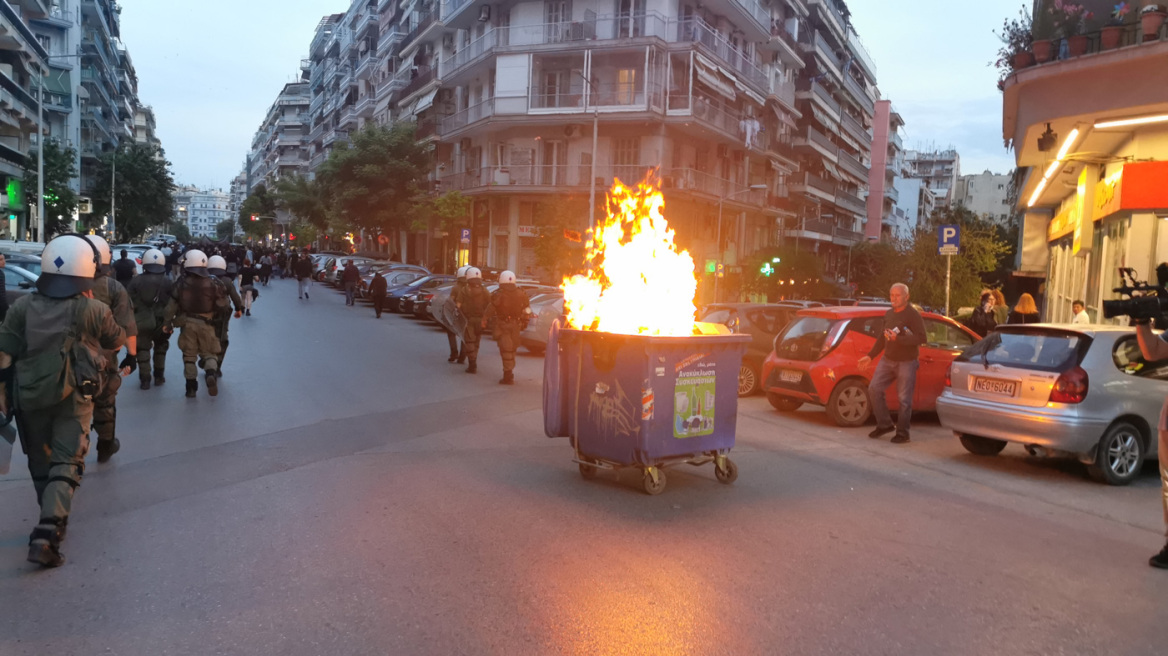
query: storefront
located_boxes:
[1044,162,1168,323]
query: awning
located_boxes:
[41,69,71,95]
[808,104,839,131]
[694,55,735,101]
[835,129,862,153]
[771,103,798,129]
[821,160,842,180]
[733,79,765,107]
[413,89,439,114]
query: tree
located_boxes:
[274,174,329,230]
[90,143,176,242]
[532,195,588,283]
[848,240,909,298]
[288,220,318,247]
[239,183,278,241]
[165,220,191,243]
[23,139,78,239]
[412,191,471,273]
[216,219,237,241]
[904,205,1012,311]
[743,245,841,301]
[315,123,430,234]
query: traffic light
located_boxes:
[251,215,258,221]
[716,263,725,278]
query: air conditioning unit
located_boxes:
[478,5,491,22]
[564,124,583,138]
[442,33,455,50]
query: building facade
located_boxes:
[0,0,48,239]
[953,170,1011,225]
[1004,0,1168,324]
[133,105,158,147]
[245,81,310,196]
[903,148,959,209]
[173,185,230,239]
[863,99,905,242]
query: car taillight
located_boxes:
[944,363,952,387]
[819,321,848,358]
[421,293,434,300]
[1049,366,1088,404]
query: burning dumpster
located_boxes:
[542,175,751,495]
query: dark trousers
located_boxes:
[463,321,483,362]
[92,366,121,446]
[373,295,386,317]
[868,358,918,436]
[136,328,171,378]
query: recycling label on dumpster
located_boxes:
[673,353,716,438]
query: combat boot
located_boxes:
[466,359,477,374]
[185,379,197,398]
[140,374,151,390]
[154,369,166,385]
[205,371,219,397]
[27,522,65,568]
[96,438,120,463]
[499,371,514,385]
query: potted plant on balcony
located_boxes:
[1054,1,1094,56]
[1102,2,1132,49]
[993,7,1035,84]
[1141,2,1167,41]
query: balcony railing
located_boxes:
[443,28,498,78]
[531,82,661,111]
[835,189,865,215]
[799,126,838,157]
[403,7,440,49]
[772,76,796,109]
[842,74,874,115]
[2,0,50,61]
[837,150,869,182]
[400,65,436,99]
[799,79,840,116]
[665,168,768,205]
[0,70,39,116]
[840,111,871,146]
[884,184,899,204]
[681,95,782,155]
[441,163,661,191]
[678,17,768,92]
[731,0,770,33]
[439,98,494,135]
[498,12,671,48]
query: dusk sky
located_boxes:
[118,0,1020,190]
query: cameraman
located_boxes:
[1133,319,1168,569]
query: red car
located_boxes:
[760,306,980,426]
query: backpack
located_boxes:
[15,299,107,411]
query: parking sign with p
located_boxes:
[938,225,960,256]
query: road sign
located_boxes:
[459,228,471,244]
[937,224,960,256]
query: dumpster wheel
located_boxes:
[578,460,599,479]
[714,458,738,484]
[642,468,667,495]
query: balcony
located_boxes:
[809,0,847,40]
[1,1,49,62]
[797,78,841,117]
[833,226,865,245]
[842,73,874,116]
[532,80,659,113]
[400,65,436,101]
[802,30,843,81]
[438,98,494,136]
[837,150,869,183]
[772,76,796,110]
[683,95,779,156]
[354,91,374,118]
[790,171,836,202]
[356,10,378,35]
[840,112,871,147]
[664,168,768,205]
[795,125,838,161]
[0,69,39,120]
[0,139,26,170]
[402,7,440,50]
[835,188,865,215]
[338,104,357,129]
[443,28,498,81]
[81,0,117,42]
[678,17,769,93]
[355,49,378,80]
[884,184,899,204]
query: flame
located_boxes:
[562,175,697,336]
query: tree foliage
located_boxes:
[903,206,1012,310]
[274,174,329,230]
[239,183,278,241]
[23,139,78,239]
[90,143,175,242]
[165,220,191,243]
[216,219,237,241]
[743,245,841,300]
[532,195,588,282]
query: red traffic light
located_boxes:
[251,215,258,221]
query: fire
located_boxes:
[562,175,697,336]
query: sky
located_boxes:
[119,0,1019,190]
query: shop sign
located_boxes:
[1092,161,1168,221]
[517,225,538,238]
[1095,169,1122,219]
[1073,167,1097,256]
[1048,204,1076,241]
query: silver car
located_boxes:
[936,324,1164,485]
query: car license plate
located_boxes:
[972,377,1017,397]
[780,370,803,383]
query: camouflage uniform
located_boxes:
[126,270,173,387]
[90,275,136,453]
[483,283,531,384]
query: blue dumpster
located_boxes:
[543,322,751,494]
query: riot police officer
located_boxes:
[83,235,137,463]
[207,255,244,373]
[457,267,491,374]
[125,249,172,390]
[0,234,125,567]
[446,265,469,363]
[167,250,241,398]
[483,270,531,385]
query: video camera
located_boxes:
[1102,264,1168,328]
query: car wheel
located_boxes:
[525,343,546,354]
[958,434,1008,456]
[826,379,870,427]
[1087,421,1145,486]
[737,363,759,397]
[766,392,803,412]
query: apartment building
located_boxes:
[0,0,48,239]
[889,177,933,240]
[29,0,146,204]
[785,0,877,274]
[133,104,158,147]
[173,184,231,239]
[863,99,905,242]
[953,170,1011,225]
[246,81,311,195]
[903,148,960,209]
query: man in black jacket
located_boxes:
[112,249,136,285]
[295,254,313,300]
[369,271,388,317]
[857,283,926,444]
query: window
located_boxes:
[615,68,637,104]
[613,137,640,181]
[36,34,50,52]
[1113,335,1168,379]
[924,320,975,349]
[617,0,645,37]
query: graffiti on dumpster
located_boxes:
[674,359,716,438]
[589,380,640,438]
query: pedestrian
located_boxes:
[276,251,288,279]
[224,248,240,283]
[166,250,241,398]
[1072,299,1090,324]
[295,253,313,299]
[342,260,360,306]
[456,267,491,374]
[239,259,259,316]
[165,245,181,279]
[259,253,273,286]
[370,271,388,318]
[1008,293,1041,324]
[0,252,9,323]
[125,249,173,390]
[991,289,1009,325]
[964,290,997,338]
[446,266,469,363]
[112,248,136,285]
[857,282,926,444]
[0,234,126,567]
[207,255,244,372]
[1132,310,1168,568]
[482,270,531,385]
[83,235,138,464]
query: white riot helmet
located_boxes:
[37,234,99,298]
[84,234,112,273]
[456,265,469,279]
[498,270,516,284]
[466,267,482,280]
[141,248,166,274]
[207,255,227,276]
[183,249,210,277]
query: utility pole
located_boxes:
[579,71,599,233]
[110,152,116,241]
[36,66,44,243]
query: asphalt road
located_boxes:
[1,276,1165,655]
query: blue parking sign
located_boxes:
[459,228,471,244]
[937,224,959,256]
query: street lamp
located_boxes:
[714,183,767,302]
[578,71,600,233]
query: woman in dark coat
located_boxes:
[1008,293,1041,324]
[965,291,997,337]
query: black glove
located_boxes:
[120,354,137,373]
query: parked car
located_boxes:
[936,324,1164,485]
[385,275,454,312]
[3,252,43,278]
[4,262,37,306]
[356,265,430,299]
[701,303,812,396]
[322,256,384,285]
[520,295,566,354]
[761,306,980,426]
[411,282,460,320]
